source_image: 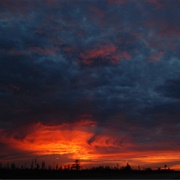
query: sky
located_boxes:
[0,0,180,170]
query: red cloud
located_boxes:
[80,44,132,65]
[80,45,117,65]
[149,51,164,62]
[122,51,132,60]
[29,47,58,55]
[81,45,117,60]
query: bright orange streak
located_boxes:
[0,120,179,170]
[170,164,180,171]
[0,120,97,160]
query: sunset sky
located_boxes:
[0,0,180,170]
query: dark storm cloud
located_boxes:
[156,78,180,99]
[0,0,179,158]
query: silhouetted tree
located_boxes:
[164,164,167,170]
[116,163,119,169]
[0,162,2,169]
[59,165,62,170]
[36,163,39,170]
[6,163,10,169]
[55,163,58,170]
[145,167,152,171]
[11,163,16,169]
[34,158,37,165]
[31,159,34,169]
[24,162,27,169]
[41,161,46,169]
[71,159,81,170]
[123,163,132,171]
[48,165,52,170]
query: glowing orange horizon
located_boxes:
[0,120,179,170]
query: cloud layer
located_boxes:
[0,0,179,169]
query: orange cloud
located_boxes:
[0,121,96,160]
[0,120,179,170]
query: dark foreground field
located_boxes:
[0,169,180,179]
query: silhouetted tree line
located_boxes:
[0,159,174,171]
[0,159,179,179]
[0,159,81,171]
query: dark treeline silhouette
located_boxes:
[0,159,179,179]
